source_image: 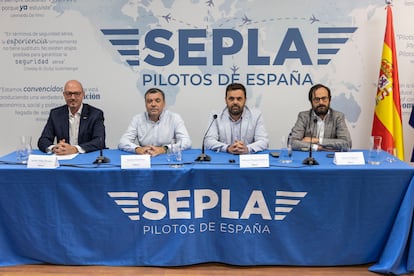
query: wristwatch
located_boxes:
[163,145,168,153]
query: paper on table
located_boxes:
[56,153,78,160]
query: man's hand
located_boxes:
[227,140,249,155]
[302,137,319,144]
[135,145,165,157]
[52,139,78,155]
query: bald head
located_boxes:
[63,80,85,114]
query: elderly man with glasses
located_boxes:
[290,83,352,152]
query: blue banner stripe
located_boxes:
[118,50,139,56]
[109,39,139,46]
[318,27,357,33]
[127,60,139,66]
[318,48,340,55]
[317,59,331,65]
[318,38,348,44]
[101,29,139,35]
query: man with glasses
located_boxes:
[290,83,352,151]
[38,79,106,155]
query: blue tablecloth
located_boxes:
[0,149,413,274]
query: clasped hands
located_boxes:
[302,137,322,151]
[52,139,78,155]
[302,137,319,144]
[135,145,165,157]
[227,140,249,155]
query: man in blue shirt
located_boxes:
[118,88,192,157]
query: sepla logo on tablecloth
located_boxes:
[108,189,307,235]
[107,189,307,221]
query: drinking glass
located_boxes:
[385,148,398,163]
[368,136,382,165]
[169,139,182,167]
[279,135,292,163]
[166,146,173,162]
[17,135,32,164]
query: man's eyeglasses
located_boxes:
[64,91,82,97]
[312,96,329,103]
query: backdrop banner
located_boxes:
[1,1,414,161]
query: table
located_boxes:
[0,149,413,275]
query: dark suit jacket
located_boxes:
[37,104,106,153]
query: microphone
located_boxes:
[195,114,218,161]
[93,137,110,164]
[302,116,319,165]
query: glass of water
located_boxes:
[279,135,292,163]
[169,139,182,167]
[17,135,32,164]
[368,136,382,165]
[385,148,398,163]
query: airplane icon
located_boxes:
[206,0,214,7]
[242,15,252,25]
[230,65,239,74]
[309,14,319,24]
[162,13,172,23]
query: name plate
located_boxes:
[27,154,59,169]
[121,155,151,169]
[333,152,365,165]
[239,154,269,168]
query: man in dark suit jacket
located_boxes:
[38,80,106,155]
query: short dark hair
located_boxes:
[145,88,165,101]
[308,84,331,102]
[226,83,246,98]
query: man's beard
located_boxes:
[314,104,329,116]
[229,105,243,116]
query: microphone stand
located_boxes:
[195,114,218,161]
[195,144,211,161]
[93,137,110,164]
[93,149,110,164]
[302,117,319,165]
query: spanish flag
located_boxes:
[372,4,404,160]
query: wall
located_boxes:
[1,0,414,161]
